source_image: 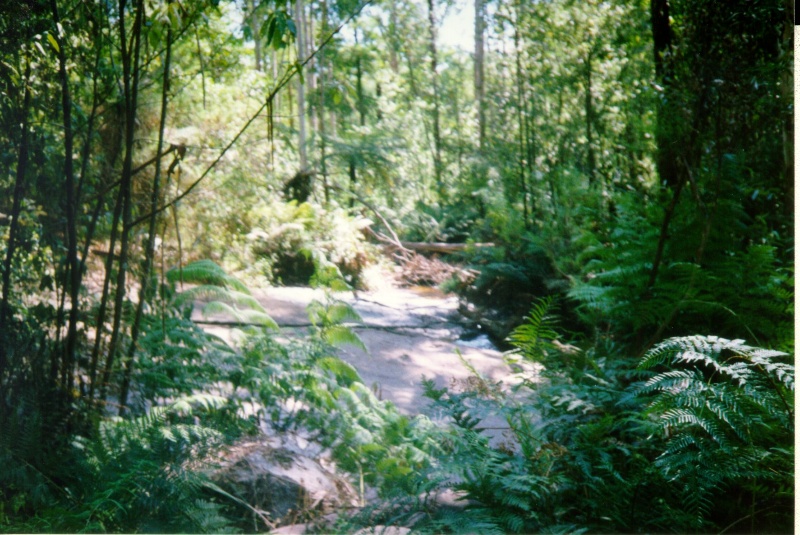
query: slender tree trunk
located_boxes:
[89,176,123,402]
[0,61,32,381]
[272,50,280,110]
[584,48,596,186]
[388,2,399,73]
[514,17,528,227]
[349,156,357,209]
[306,5,317,136]
[50,0,81,393]
[526,78,537,212]
[101,0,145,401]
[474,0,486,151]
[295,0,308,171]
[120,28,172,414]
[77,42,105,278]
[319,0,330,203]
[355,29,365,127]
[194,27,207,109]
[246,0,262,71]
[427,0,443,198]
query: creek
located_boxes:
[197,282,541,416]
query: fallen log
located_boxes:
[397,241,494,254]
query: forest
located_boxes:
[0,0,794,532]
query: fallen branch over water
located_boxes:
[395,241,494,254]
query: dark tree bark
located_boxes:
[349,156,357,209]
[650,0,679,189]
[101,0,145,402]
[0,61,32,381]
[50,0,81,393]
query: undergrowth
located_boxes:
[391,299,796,534]
[1,261,792,533]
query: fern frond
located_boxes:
[322,325,367,351]
[167,259,249,293]
[507,297,560,363]
[637,333,794,527]
[325,301,363,324]
[201,301,278,329]
[318,356,362,386]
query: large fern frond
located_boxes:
[167,259,248,293]
[507,296,559,363]
[636,335,793,527]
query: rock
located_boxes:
[426,488,475,510]
[269,523,309,534]
[353,526,412,535]
[213,441,359,527]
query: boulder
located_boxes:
[213,441,359,527]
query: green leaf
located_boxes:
[323,325,367,351]
[318,356,361,386]
[46,33,59,53]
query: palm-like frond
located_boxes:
[636,335,793,526]
[202,301,278,329]
[167,259,248,293]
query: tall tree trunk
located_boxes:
[88,174,124,402]
[388,2,399,73]
[0,61,32,381]
[101,0,144,401]
[319,0,330,203]
[474,0,486,151]
[295,0,308,171]
[584,48,596,186]
[307,8,317,136]
[246,0,263,70]
[355,29,365,127]
[120,28,172,415]
[50,0,81,393]
[349,156,357,209]
[427,0,443,198]
[513,19,528,227]
[272,50,280,111]
[650,0,678,189]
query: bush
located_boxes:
[244,200,375,288]
[407,300,794,533]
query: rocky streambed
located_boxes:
[192,276,543,532]
[197,282,540,416]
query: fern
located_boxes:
[507,296,559,363]
[568,178,792,351]
[201,301,279,329]
[76,394,239,533]
[167,259,249,293]
[306,297,367,351]
[637,335,794,531]
[165,260,278,332]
